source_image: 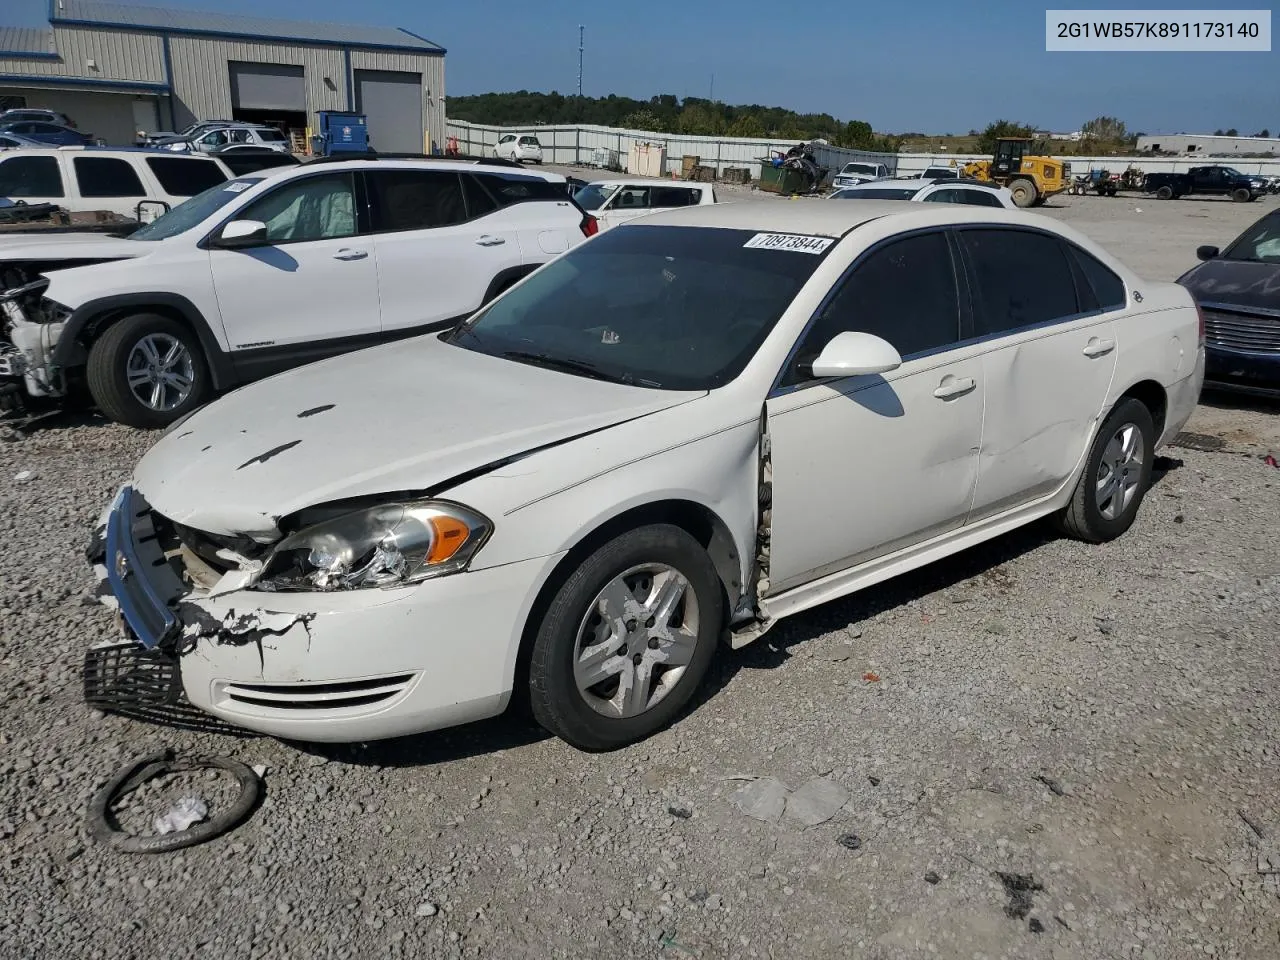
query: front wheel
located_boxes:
[86,313,210,428]
[1008,179,1037,208]
[529,524,723,751]
[1054,398,1156,543]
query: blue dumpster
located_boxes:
[311,112,369,156]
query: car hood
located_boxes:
[1179,258,1280,315]
[0,232,147,262]
[134,335,703,540]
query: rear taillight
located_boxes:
[1195,302,1205,344]
[580,214,598,238]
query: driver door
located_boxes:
[764,230,984,594]
[597,185,651,231]
[207,171,381,382]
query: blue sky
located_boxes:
[9,0,1278,134]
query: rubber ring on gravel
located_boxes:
[86,748,261,854]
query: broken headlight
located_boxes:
[38,297,72,325]
[254,501,491,592]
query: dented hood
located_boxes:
[0,232,148,262]
[134,335,702,539]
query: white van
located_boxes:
[0,147,242,220]
[572,178,717,231]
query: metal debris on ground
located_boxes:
[87,749,262,854]
[1170,432,1226,453]
[836,833,863,850]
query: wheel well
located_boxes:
[509,500,745,703]
[1118,379,1168,438]
[80,303,192,349]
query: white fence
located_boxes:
[447,119,1280,180]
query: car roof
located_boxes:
[296,157,567,182]
[586,178,701,187]
[635,198,1068,238]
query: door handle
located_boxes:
[933,376,976,400]
[1083,338,1115,358]
[333,248,368,261]
[474,235,506,246]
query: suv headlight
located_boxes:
[254,501,491,592]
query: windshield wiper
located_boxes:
[502,350,635,385]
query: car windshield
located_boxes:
[1218,168,1245,178]
[446,225,831,390]
[832,187,919,200]
[1222,212,1280,262]
[128,177,262,241]
[841,164,878,176]
[574,182,621,210]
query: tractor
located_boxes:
[960,138,1070,208]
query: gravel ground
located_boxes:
[2,194,1278,960]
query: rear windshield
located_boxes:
[832,187,919,200]
[573,182,620,211]
[128,177,262,241]
[447,225,831,390]
[519,136,541,146]
[257,128,287,141]
[841,164,879,175]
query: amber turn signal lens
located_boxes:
[426,515,472,564]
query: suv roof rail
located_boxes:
[305,152,526,168]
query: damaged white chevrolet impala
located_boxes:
[89,201,1204,750]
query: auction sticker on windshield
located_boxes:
[743,233,835,254]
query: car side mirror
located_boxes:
[809,331,903,379]
[214,219,268,248]
[1196,245,1219,262]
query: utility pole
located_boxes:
[709,73,715,103]
[577,25,584,99]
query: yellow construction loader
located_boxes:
[961,138,1070,207]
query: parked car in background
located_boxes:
[1177,207,1280,396]
[831,178,1016,208]
[1143,165,1267,202]
[916,166,960,180]
[157,124,291,155]
[830,161,890,190]
[0,131,47,150]
[573,179,716,231]
[0,147,242,219]
[0,108,74,128]
[140,120,236,145]
[84,201,1203,748]
[0,121,96,147]
[0,160,594,427]
[494,134,544,164]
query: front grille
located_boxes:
[219,674,415,713]
[1203,310,1280,354]
[84,641,183,709]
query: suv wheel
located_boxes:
[529,524,723,751]
[86,313,210,428]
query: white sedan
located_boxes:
[89,202,1204,750]
[831,178,1017,208]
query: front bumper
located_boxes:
[1204,343,1280,397]
[89,486,562,742]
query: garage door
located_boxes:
[355,70,422,154]
[229,62,305,111]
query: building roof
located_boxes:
[48,0,444,53]
[0,26,56,56]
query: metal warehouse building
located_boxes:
[1136,134,1280,157]
[0,0,445,153]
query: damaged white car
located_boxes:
[88,201,1204,750]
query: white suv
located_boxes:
[161,124,291,154]
[494,134,544,164]
[572,178,717,231]
[0,159,594,427]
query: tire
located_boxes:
[86,313,210,429]
[1054,397,1156,543]
[528,524,723,751]
[1231,187,1251,203]
[1008,179,1036,208]
[1155,185,1173,200]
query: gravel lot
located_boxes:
[2,188,1278,960]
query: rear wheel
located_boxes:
[1054,397,1155,543]
[1155,185,1173,200]
[1008,179,1037,208]
[86,313,209,429]
[528,524,723,751]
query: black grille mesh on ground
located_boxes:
[84,642,182,710]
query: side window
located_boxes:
[460,174,499,218]
[959,229,1079,337]
[146,157,227,196]
[366,170,467,232]
[0,155,64,197]
[473,172,564,205]
[651,187,697,207]
[957,190,1003,207]
[73,157,146,198]
[783,231,960,387]
[614,186,650,209]
[921,189,961,204]
[239,173,357,243]
[1068,245,1126,311]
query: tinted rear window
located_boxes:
[473,172,565,205]
[73,156,146,198]
[959,229,1080,336]
[0,155,63,197]
[145,156,226,196]
[833,188,918,200]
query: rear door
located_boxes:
[366,168,523,333]
[207,171,381,380]
[958,227,1120,521]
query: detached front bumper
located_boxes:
[88,485,561,742]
